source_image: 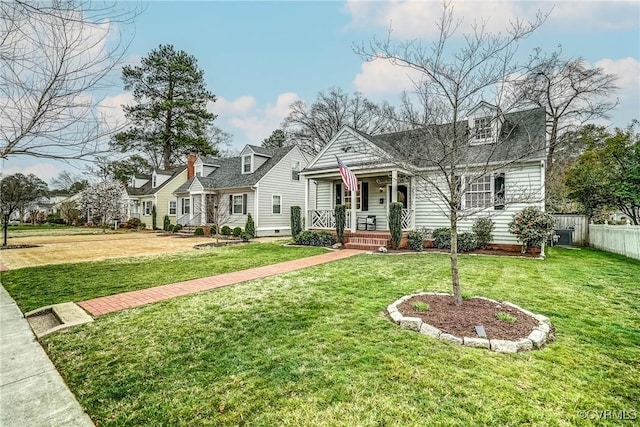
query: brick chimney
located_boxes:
[187,152,197,179]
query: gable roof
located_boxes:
[126,166,186,196]
[174,145,297,193]
[367,106,546,168]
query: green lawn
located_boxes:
[38,247,639,426]
[2,243,326,312]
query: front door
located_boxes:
[388,184,408,208]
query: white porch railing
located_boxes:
[309,210,352,229]
[177,212,203,226]
[402,209,414,231]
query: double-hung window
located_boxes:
[168,200,177,216]
[242,155,252,173]
[181,198,190,215]
[143,201,152,215]
[474,117,492,140]
[233,195,244,214]
[272,195,282,214]
[291,161,300,181]
[465,175,492,208]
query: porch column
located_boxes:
[350,187,357,233]
[200,193,206,225]
[391,170,398,203]
[303,176,309,230]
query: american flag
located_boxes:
[336,155,358,192]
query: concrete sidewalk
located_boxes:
[0,285,93,427]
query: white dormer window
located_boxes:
[195,165,202,177]
[474,117,492,140]
[152,174,157,188]
[130,176,136,187]
[242,155,252,174]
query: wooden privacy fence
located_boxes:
[551,214,588,246]
[589,224,640,260]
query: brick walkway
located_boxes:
[78,249,363,316]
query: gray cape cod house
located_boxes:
[301,103,547,249]
[173,144,310,237]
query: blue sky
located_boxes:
[3,0,639,184]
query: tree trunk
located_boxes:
[450,213,461,305]
[2,214,8,246]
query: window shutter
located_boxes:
[494,173,505,210]
[242,194,248,215]
[362,182,369,211]
[229,195,233,215]
[335,183,342,206]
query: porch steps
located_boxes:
[344,232,391,251]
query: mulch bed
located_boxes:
[397,294,539,340]
[384,248,540,257]
[0,244,40,250]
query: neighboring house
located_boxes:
[301,104,547,246]
[124,166,188,228]
[173,144,310,236]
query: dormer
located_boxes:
[239,145,272,174]
[130,174,150,189]
[468,102,504,145]
[194,155,220,177]
[151,170,173,188]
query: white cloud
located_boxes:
[97,92,134,129]
[213,93,299,149]
[344,1,638,39]
[596,57,640,127]
[1,163,61,183]
[353,58,424,96]
[210,96,256,116]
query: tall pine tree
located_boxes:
[113,45,217,169]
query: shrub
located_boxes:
[209,225,217,235]
[221,225,231,236]
[432,228,451,249]
[126,217,142,229]
[508,206,555,252]
[407,231,425,251]
[167,224,175,232]
[457,232,478,252]
[388,202,403,249]
[413,301,430,312]
[472,217,494,249]
[163,215,171,231]
[173,223,182,233]
[139,222,147,229]
[294,230,336,247]
[232,226,242,237]
[290,206,302,238]
[241,232,251,242]
[245,213,255,237]
[194,227,204,236]
[151,204,157,230]
[334,205,346,244]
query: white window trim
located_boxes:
[232,194,244,214]
[168,200,177,216]
[142,201,152,216]
[342,181,363,211]
[152,174,157,188]
[181,198,190,215]
[460,174,505,210]
[272,194,282,214]
[291,161,301,181]
[242,154,253,174]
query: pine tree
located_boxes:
[113,44,218,169]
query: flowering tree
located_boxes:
[80,179,124,232]
[508,207,555,252]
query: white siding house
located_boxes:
[174,145,310,236]
[301,104,547,246]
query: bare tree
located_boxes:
[282,87,399,156]
[514,49,618,179]
[354,3,548,304]
[0,0,138,160]
[205,193,231,244]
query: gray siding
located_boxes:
[218,189,255,229]
[310,130,384,169]
[414,163,544,244]
[255,147,308,236]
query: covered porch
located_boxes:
[303,169,416,233]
